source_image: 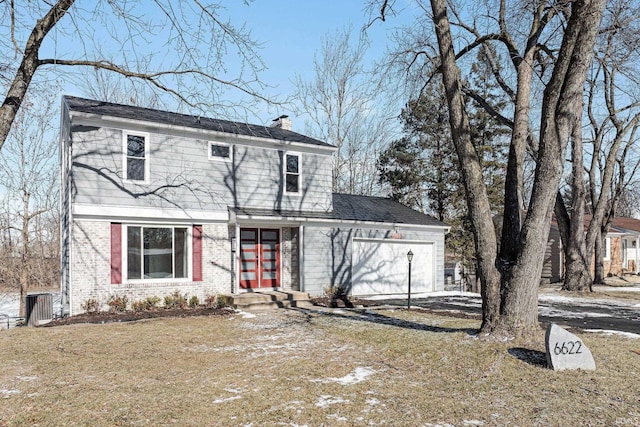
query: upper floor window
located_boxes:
[124,131,149,182]
[284,152,300,194]
[208,141,232,162]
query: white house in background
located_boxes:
[59,96,450,316]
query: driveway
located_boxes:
[368,286,640,335]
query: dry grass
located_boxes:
[1,307,639,426]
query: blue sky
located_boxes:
[45,0,417,126]
[223,0,419,124]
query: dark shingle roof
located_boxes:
[64,96,334,148]
[231,193,448,228]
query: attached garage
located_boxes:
[351,239,435,296]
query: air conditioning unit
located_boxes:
[26,293,53,326]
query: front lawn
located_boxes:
[0,307,638,426]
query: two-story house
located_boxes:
[60,96,449,316]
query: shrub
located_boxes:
[204,293,218,308]
[164,291,188,309]
[216,295,232,308]
[82,298,100,314]
[189,295,199,308]
[323,284,347,300]
[132,296,162,312]
[107,294,128,313]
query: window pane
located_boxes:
[286,173,299,193]
[241,272,256,280]
[262,261,276,270]
[144,228,173,279]
[127,135,145,158]
[174,228,188,279]
[241,250,256,260]
[262,242,276,251]
[262,251,274,260]
[263,271,276,280]
[241,261,256,270]
[286,154,298,173]
[241,230,256,240]
[262,231,277,240]
[127,158,145,181]
[127,226,141,280]
[210,144,230,159]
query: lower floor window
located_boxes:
[127,226,189,280]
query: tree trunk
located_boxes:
[562,109,591,291]
[593,228,606,284]
[430,0,501,332]
[499,0,605,336]
[0,0,75,152]
[19,191,30,318]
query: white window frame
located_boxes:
[123,131,150,184]
[283,151,301,195]
[208,141,233,162]
[122,224,192,282]
[604,236,611,261]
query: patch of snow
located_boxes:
[538,307,611,319]
[463,421,486,426]
[212,395,242,404]
[314,395,349,408]
[16,376,37,382]
[366,398,380,406]
[311,367,376,386]
[327,413,348,422]
[1,389,21,398]
[363,291,478,301]
[236,310,256,319]
[584,329,640,339]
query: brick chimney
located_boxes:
[270,115,292,131]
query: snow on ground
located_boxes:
[585,329,640,339]
[363,291,479,301]
[311,367,377,386]
[0,292,63,329]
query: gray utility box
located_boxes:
[26,293,53,326]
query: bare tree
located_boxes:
[293,27,391,195]
[0,90,59,317]
[375,0,605,336]
[0,0,271,153]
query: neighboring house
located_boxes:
[544,216,640,283]
[60,96,449,316]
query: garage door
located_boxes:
[351,239,434,296]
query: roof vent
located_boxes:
[270,115,292,131]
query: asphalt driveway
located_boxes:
[369,287,640,335]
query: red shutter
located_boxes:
[110,223,122,284]
[193,225,203,281]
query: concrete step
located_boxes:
[226,290,313,312]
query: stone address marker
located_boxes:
[545,323,596,371]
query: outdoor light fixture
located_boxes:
[231,237,237,252]
[407,249,414,309]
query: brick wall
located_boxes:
[69,221,233,315]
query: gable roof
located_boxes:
[230,193,448,228]
[63,96,334,148]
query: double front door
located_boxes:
[239,228,280,289]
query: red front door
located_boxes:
[239,228,280,289]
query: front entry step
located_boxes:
[225,290,313,311]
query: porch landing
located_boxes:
[224,290,314,311]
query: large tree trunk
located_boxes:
[430,0,501,332]
[563,113,591,291]
[501,0,605,335]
